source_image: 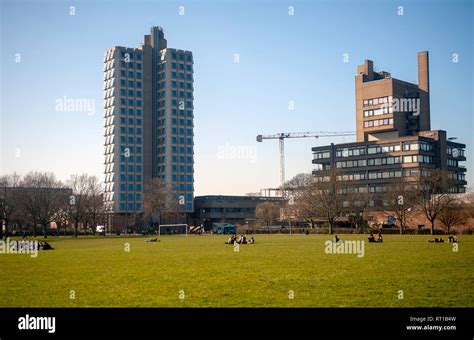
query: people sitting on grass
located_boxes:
[226,234,255,245]
[145,238,159,242]
[448,236,459,243]
[368,232,383,243]
[368,233,376,242]
[377,232,383,243]
[428,237,445,243]
[332,235,342,243]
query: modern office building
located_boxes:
[312,51,467,206]
[103,27,194,230]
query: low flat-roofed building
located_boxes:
[193,195,285,227]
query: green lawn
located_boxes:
[0,234,473,307]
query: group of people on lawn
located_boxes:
[367,232,384,243]
[366,233,459,243]
[331,233,383,243]
[428,236,459,243]
[226,235,255,244]
[333,233,383,244]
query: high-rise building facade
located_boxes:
[103,27,194,230]
[312,52,467,204]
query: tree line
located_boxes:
[0,174,192,238]
[255,169,473,235]
[0,172,103,239]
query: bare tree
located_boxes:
[20,172,40,237]
[53,209,69,236]
[66,174,103,237]
[21,172,65,238]
[285,173,313,192]
[285,173,314,227]
[66,174,90,237]
[343,190,372,232]
[439,199,468,234]
[143,178,173,230]
[300,169,342,234]
[84,176,104,232]
[11,204,28,238]
[255,202,280,227]
[0,173,22,239]
[415,169,455,235]
[385,183,416,235]
[296,196,318,228]
[295,177,321,229]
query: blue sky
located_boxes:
[1,0,472,195]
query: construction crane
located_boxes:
[256,131,356,190]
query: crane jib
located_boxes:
[255,131,356,190]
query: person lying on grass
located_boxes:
[38,241,54,250]
[428,237,445,243]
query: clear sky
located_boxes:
[1,0,472,195]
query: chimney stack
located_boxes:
[418,51,429,93]
[417,51,430,131]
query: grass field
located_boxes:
[1,234,473,307]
